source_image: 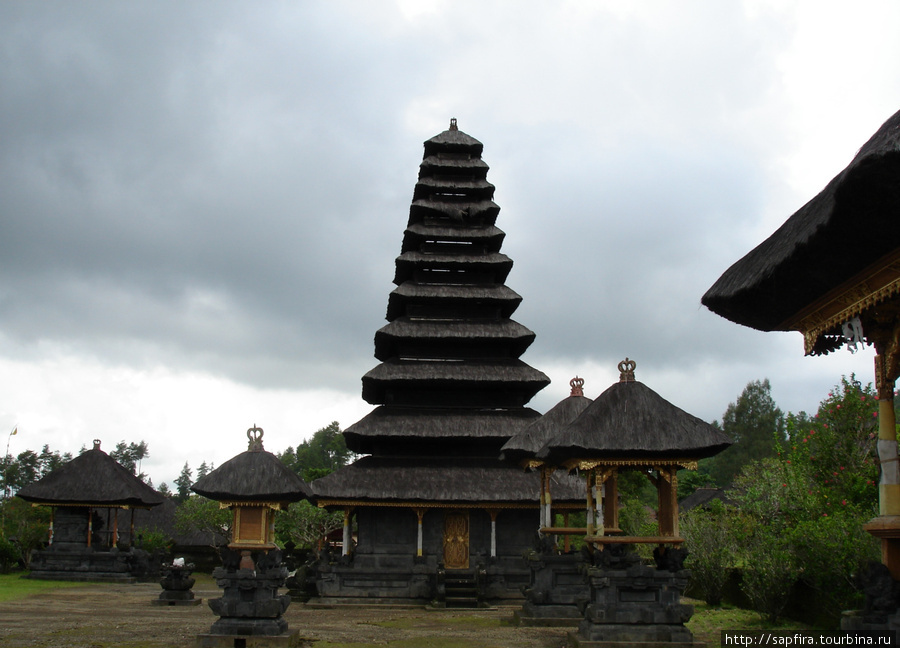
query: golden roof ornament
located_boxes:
[618,358,636,382]
[247,425,265,452]
[569,376,585,397]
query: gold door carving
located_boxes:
[443,511,469,569]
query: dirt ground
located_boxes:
[0,579,571,648]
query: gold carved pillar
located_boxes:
[865,321,900,578]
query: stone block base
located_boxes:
[196,630,301,648]
[152,597,203,606]
[568,631,704,648]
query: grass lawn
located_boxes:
[686,598,818,648]
[0,572,89,602]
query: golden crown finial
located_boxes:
[618,358,636,382]
[570,376,584,397]
[247,425,264,451]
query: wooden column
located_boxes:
[865,342,900,578]
[87,507,93,548]
[415,508,425,557]
[48,508,54,546]
[657,467,678,537]
[342,507,353,557]
[585,470,595,536]
[488,509,498,558]
[603,469,619,532]
[113,508,119,547]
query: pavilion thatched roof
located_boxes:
[16,441,164,508]
[191,428,311,503]
[500,378,593,465]
[702,107,900,346]
[537,364,731,464]
[312,455,583,504]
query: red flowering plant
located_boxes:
[782,374,879,510]
[726,375,883,623]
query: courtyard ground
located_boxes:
[0,573,808,647]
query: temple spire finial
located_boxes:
[247,425,265,451]
[449,118,458,131]
[618,358,636,382]
[570,376,584,397]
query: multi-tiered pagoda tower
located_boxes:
[313,120,579,604]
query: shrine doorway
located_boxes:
[443,511,469,569]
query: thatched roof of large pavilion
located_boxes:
[537,362,731,465]
[702,107,900,352]
[16,440,165,508]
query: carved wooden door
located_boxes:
[443,511,469,569]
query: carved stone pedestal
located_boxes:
[569,548,696,647]
[515,550,588,626]
[197,548,299,648]
[153,563,202,606]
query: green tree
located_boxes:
[173,462,193,503]
[174,495,231,548]
[279,422,352,482]
[110,440,150,481]
[275,501,344,550]
[725,375,881,624]
[705,379,784,487]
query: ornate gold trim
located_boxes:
[560,458,698,471]
[216,501,284,510]
[316,499,575,510]
[780,250,900,354]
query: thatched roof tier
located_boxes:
[374,318,535,361]
[537,379,731,464]
[702,108,900,353]
[312,456,583,504]
[419,154,489,175]
[501,382,593,465]
[393,251,513,285]
[17,442,164,508]
[191,445,311,504]
[409,199,501,225]
[386,283,522,321]
[401,223,505,253]
[423,124,483,156]
[412,177,495,202]
[362,359,550,406]
[343,405,541,451]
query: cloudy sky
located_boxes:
[2,0,899,488]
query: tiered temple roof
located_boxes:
[337,119,549,459]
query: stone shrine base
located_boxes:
[196,630,301,648]
[572,551,697,647]
[568,633,703,648]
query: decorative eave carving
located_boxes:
[560,458,699,471]
[780,248,900,355]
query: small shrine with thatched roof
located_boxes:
[702,106,900,639]
[535,359,731,646]
[501,377,594,625]
[192,426,310,646]
[16,439,165,582]
[311,120,582,606]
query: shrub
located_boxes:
[681,500,734,607]
[0,536,19,573]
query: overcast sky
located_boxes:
[2,0,900,488]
